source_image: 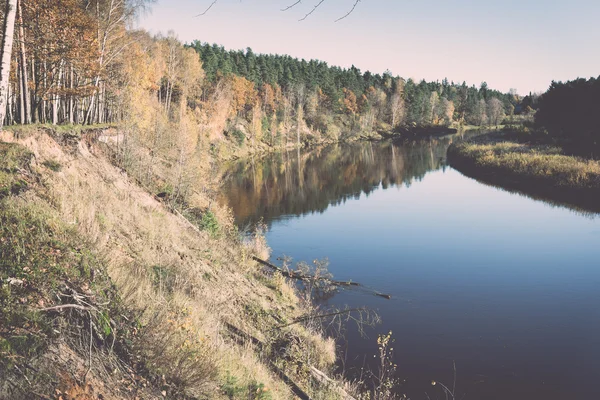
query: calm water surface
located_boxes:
[219,136,600,400]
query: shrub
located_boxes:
[200,210,220,237]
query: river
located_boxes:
[218,134,600,400]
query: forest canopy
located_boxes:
[0,0,527,150]
[535,76,600,149]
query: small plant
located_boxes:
[222,373,244,399]
[98,311,113,338]
[200,210,220,238]
[296,258,335,303]
[248,381,272,400]
[42,159,62,172]
[429,362,459,400]
[152,265,175,294]
[372,331,403,400]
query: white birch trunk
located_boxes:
[0,0,18,128]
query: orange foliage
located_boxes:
[342,88,358,115]
[229,75,257,114]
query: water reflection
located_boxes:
[219,136,600,400]
[219,137,456,228]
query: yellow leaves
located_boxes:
[229,75,257,115]
[342,88,358,115]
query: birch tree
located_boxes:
[0,0,17,128]
[487,97,505,127]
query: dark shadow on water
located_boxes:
[453,169,600,219]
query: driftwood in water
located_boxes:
[252,256,392,300]
[224,322,358,400]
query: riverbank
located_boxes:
[448,132,600,213]
[0,127,346,399]
[222,124,465,162]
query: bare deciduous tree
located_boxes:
[487,97,505,127]
[197,0,361,21]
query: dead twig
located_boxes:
[281,0,302,11]
[39,304,92,312]
[272,308,365,330]
[252,256,392,299]
[194,0,218,17]
[83,311,93,381]
[335,0,360,22]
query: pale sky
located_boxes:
[138,0,600,95]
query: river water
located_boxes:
[218,135,600,400]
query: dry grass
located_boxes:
[0,129,342,399]
[454,139,600,188]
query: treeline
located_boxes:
[535,76,600,151]
[1,0,523,149]
[191,41,523,136]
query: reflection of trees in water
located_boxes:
[219,138,455,227]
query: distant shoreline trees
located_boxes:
[189,41,518,138]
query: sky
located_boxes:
[138,0,600,95]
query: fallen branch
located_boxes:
[223,322,311,400]
[310,366,357,400]
[252,256,358,285]
[39,304,92,312]
[224,322,357,400]
[273,308,365,330]
[251,256,391,299]
[173,207,202,234]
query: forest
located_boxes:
[191,41,522,132]
[534,76,600,153]
[0,0,526,151]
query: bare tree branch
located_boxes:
[197,0,361,22]
[335,0,360,22]
[281,0,302,11]
[299,0,326,21]
[195,0,218,17]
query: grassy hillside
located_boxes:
[0,127,344,399]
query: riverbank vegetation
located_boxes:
[448,132,600,212]
[449,76,600,212]
[1,125,351,399]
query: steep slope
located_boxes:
[0,128,338,400]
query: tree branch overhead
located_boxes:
[197,0,361,21]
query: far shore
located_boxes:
[447,132,600,213]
